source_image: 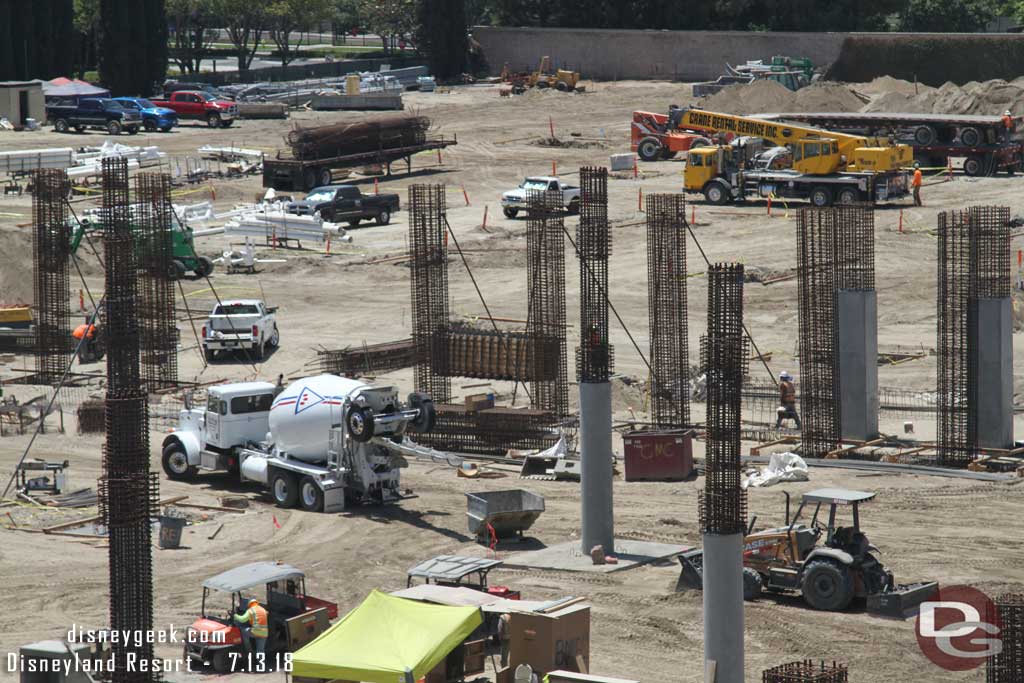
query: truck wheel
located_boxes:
[268,326,280,348]
[703,180,730,205]
[689,137,710,150]
[162,443,196,480]
[376,209,391,225]
[212,650,233,673]
[960,127,981,147]
[194,256,214,278]
[914,125,937,146]
[253,340,265,362]
[836,188,859,205]
[963,156,984,177]
[54,118,70,133]
[567,198,581,215]
[555,81,569,92]
[299,477,324,512]
[270,470,299,508]
[801,560,854,611]
[809,186,833,207]
[206,113,221,128]
[503,207,519,219]
[303,169,318,191]
[407,392,436,433]
[637,136,663,162]
[107,121,122,136]
[743,568,763,601]
[346,405,375,442]
[144,120,157,132]
[127,126,139,135]
[318,168,332,186]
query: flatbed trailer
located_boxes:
[692,167,909,207]
[263,136,458,191]
[758,112,1022,176]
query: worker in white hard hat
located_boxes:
[1003,110,1016,140]
[775,371,801,429]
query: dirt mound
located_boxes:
[863,78,1024,116]
[858,76,925,97]
[700,79,865,115]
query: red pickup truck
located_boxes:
[150,91,238,128]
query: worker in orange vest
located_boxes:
[911,162,923,207]
[1003,110,1015,137]
[234,598,269,657]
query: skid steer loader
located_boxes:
[677,488,937,616]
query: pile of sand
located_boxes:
[701,76,1024,117]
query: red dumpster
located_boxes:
[622,430,693,482]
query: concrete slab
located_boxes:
[502,538,690,573]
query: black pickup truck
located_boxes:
[47,98,142,135]
[285,185,400,227]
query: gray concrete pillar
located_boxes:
[837,289,879,442]
[974,297,1013,449]
[703,532,744,683]
[580,380,614,554]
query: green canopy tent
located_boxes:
[292,589,483,683]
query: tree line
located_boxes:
[0,0,1020,96]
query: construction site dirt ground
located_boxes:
[2,80,1024,682]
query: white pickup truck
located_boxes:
[202,299,279,362]
[500,176,581,218]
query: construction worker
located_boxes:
[234,598,269,657]
[1003,110,1015,135]
[911,162,923,207]
[497,612,511,667]
[775,371,801,430]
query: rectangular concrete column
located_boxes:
[973,297,1013,449]
[703,532,744,683]
[580,380,614,554]
[837,290,879,442]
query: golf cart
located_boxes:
[184,561,337,672]
[678,488,937,614]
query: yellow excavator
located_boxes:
[673,107,914,206]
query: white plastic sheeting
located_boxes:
[743,452,809,488]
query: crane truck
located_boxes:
[676,107,914,207]
[161,374,436,513]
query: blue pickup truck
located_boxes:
[112,97,178,132]
[47,98,142,135]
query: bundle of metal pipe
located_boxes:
[286,115,430,160]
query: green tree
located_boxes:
[417,0,468,79]
[99,0,167,94]
[359,0,416,53]
[210,0,268,71]
[331,0,363,39]
[168,0,217,74]
[0,0,75,80]
[267,0,333,65]
[73,0,100,77]
[898,0,998,31]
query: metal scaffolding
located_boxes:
[32,169,72,384]
[576,167,613,382]
[699,263,747,535]
[796,209,840,457]
[409,184,451,403]
[527,188,568,416]
[936,206,1010,465]
[97,158,159,683]
[646,193,689,428]
[763,661,849,683]
[988,593,1024,683]
[135,172,178,391]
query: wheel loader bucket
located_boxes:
[676,549,705,592]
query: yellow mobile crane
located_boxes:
[676,107,914,206]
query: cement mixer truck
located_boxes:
[161,374,435,512]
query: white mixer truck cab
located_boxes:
[161,381,277,480]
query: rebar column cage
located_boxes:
[32,168,72,384]
[135,172,178,391]
[409,184,451,403]
[576,167,613,382]
[97,158,159,683]
[937,206,1010,466]
[796,209,841,458]
[646,193,690,428]
[526,188,569,416]
[762,660,849,683]
[699,263,747,535]
[988,593,1024,683]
